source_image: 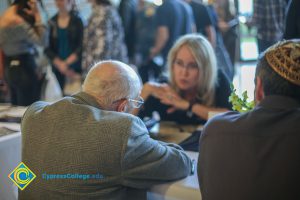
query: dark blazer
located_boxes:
[20,92,192,200]
[45,12,84,73]
[283,0,300,39]
[198,95,300,200]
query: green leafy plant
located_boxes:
[229,84,255,113]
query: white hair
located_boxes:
[82,60,142,109]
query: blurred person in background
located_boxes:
[0,0,47,106]
[45,0,84,91]
[118,0,137,63]
[149,0,195,67]
[249,0,287,53]
[82,0,128,73]
[283,0,300,39]
[135,0,160,83]
[206,0,234,81]
[134,0,156,65]
[184,0,216,48]
[133,34,231,125]
[214,0,239,67]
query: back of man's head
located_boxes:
[82,60,142,110]
[255,39,300,101]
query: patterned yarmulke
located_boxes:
[265,40,300,86]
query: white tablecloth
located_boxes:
[148,151,202,200]
[0,132,21,200]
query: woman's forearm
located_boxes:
[192,103,228,120]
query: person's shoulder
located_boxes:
[103,111,149,139]
[27,101,50,112]
[68,12,84,28]
[0,11,24,28]
[71,11,83,22]
[207,111,241,123]
[112,111,143,126]
[202,111,244,136]
[22,101,51,121]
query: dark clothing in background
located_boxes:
[215,0,239,65]
[135,5,156,61]
[0,21,47,106]
[155,0,194,62]
[190,1,213,37]
[198,95,300,200]
[283,0,300,39]
[118,0,137,60]
[4,54,41,106]
[252,0,287,53]
[207,5,233,81]
[139,70,232,125]
[45,12,84,89]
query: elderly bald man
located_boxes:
[20,60,193,200]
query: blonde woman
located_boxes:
[135,34,231,124]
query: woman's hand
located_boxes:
[65,70,81,79]
[53,58,68,75]
[141,82,165,101]
[157,86,189,113]
[23,0,42,22]
[142,83,189,113]
[65,53,78,66]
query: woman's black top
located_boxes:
[138,70,232,125]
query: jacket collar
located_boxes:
[72,91,102,109]
[258,95,300,110]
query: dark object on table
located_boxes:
[0,117,21,123]
[179,130,202,152]
[0,127,17,137]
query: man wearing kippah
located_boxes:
[198,40,300,200]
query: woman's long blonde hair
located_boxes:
[167,34,218,106]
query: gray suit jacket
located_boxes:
[198,95,300,200]
[20,92,192,200]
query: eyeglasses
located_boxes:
[174,59,199,71]
[128,96,144,108]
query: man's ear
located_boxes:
[255,77,264,103]
[116,99,128,112]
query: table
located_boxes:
[148,123,202,199]
[150,121,203,144]
[0,132,21,200]
[0,105,27,122]
[0,105,25,200]
[148,151,202,200]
